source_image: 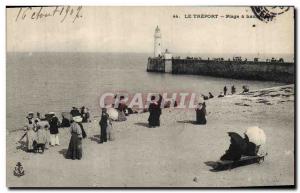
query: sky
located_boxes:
[6,6,294,55]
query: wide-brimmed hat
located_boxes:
[48,112,56,117]
[26,112,34,119]
[73,116,82,123]
[197,96,204,104]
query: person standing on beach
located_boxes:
[48,113,60,146]
[148,95,160,128]
[223,86,228,96]
[195,101,207,125]
[37,120,50,149]
[231,85,236,94]
[66,116,83,160]
[107,118,114,141]
[99,108,109,143]
[35,124,48,153]
[116,96,127,121]
[25,125,36,152]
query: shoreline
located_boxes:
[7,84,294,187]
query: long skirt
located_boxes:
[100,124,107,143]
[107,124,115,141]
[148,112,160,127]
[117,111,127,121]
[196,110,207,125]
[66,133,82,160]
[26,130,36,152]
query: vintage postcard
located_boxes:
[6,6,294,187]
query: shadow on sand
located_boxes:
[134,122,149,128]
[16,141,28,152]
[89,135,100,143]
[177,120,198,124]
[58,149,68,158]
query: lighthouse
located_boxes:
[154,26,162,57]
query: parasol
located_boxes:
[245,126,266,146]
[107,108,119,121]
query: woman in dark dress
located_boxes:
[195,102,207,124]
[148,96,160,128]
[66,116,83,160]
[99,108,109,143]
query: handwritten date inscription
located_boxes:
[15,6,83,23]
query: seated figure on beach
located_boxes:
[208,92,214,99]
[218,92,224,98]
[242,85,249,93]
[66,116,83,160]
[220,127,266,161]
[195,101,207,125]
[202,94,209,100]
[220,132,246,161]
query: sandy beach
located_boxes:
[6,85,294,187]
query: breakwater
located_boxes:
[147,58,294,83]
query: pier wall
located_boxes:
[147,58,294,83]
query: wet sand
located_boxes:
[6,85,294,187]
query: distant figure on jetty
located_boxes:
[48,112,60,146]
[195,100,207,125]
[66,116,83,160]
[223,86,228,96]
[209,92,214,99]
[218,92,224,98]
[231,85,236,94]
[242,85,249,93]
[148,95,161,128]
[99,108,109,143]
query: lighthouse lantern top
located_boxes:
[154,25,161,38]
